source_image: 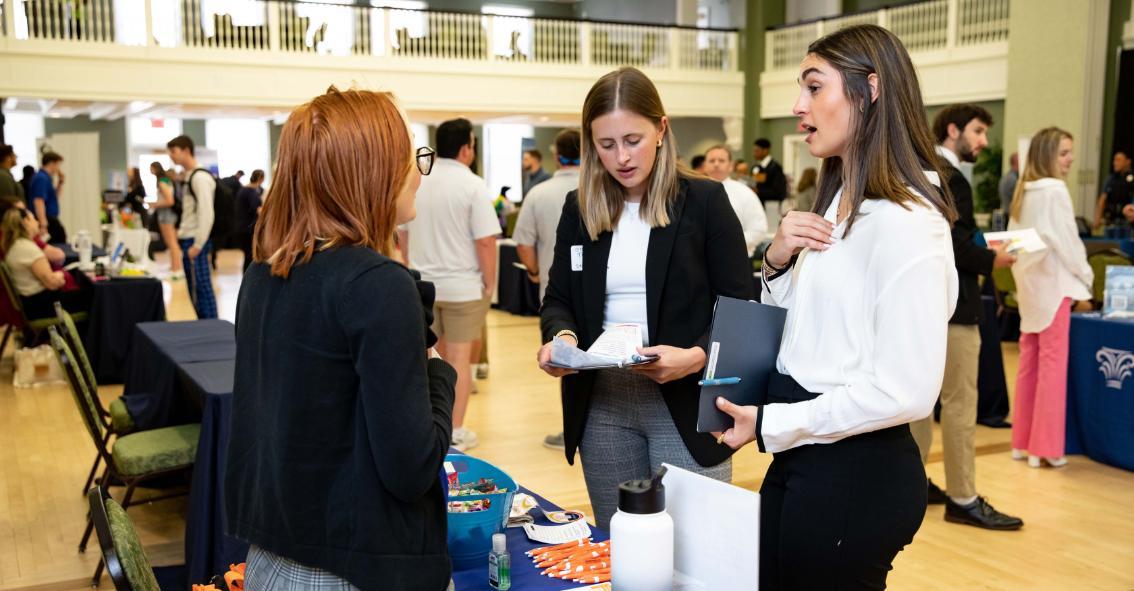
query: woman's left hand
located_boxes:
[629,345,706,384]
[1073,300,1094,313]
[710,397,759,450]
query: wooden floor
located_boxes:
[1,250,1132,590]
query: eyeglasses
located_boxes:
[416,146,436,176]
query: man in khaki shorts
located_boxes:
[403,118,500,452]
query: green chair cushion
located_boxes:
[106,499,161,591]
[108,398,135,434]
[112,423,200,477]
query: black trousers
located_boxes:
[46,216,67,244]
[760,376,927,590]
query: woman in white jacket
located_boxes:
[1007,126,1093,468]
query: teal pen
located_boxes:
[698,377,742,386]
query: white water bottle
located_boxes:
[611,466,673,591]
[76,230,93,267]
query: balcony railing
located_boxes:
[766,0,1009,72]
[0,0,739,73]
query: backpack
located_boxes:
[186,168,236,244]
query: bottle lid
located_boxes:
[617,465,667,515]
[492,532,507,553]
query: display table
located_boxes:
[1065,314,1134,471]
[54,243,108,266]
[120,320,235,431]
[83,277,166,383]
[495,242,541,316]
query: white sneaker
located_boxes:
[452,427,479,452]
[167,270,185,281]
[1011,449,1028,461]
[1027,455,1068,468]
[476,363,489,380]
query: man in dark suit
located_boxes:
[910,104,1023,531]
[751,138,787,228]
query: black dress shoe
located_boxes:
[945,496,1024,530]
[927,479,947,505]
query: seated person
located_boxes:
[0,207,91,320]
[0,195,65,268]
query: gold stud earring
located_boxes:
[656,140,663,148]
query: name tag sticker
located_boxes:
[571,245,583,271]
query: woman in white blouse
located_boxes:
[1007,127,1093,468]
[713,25,959,589]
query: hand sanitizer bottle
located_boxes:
[488,532,511,590]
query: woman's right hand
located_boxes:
[537,337,578,378]
[763,211,835,269]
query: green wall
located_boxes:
[531,126,566,173]
[1002,0,1101,209]
[269,122,283,170]
[669,117,728,162]
[926,100,1007,151]
[1100,0,1132,181]
[741,0,785,160]
[44,116,126,187]
[182,119,207,147]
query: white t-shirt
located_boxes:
[406,158,501,302]
[512,169,579,301]
[179,169,216,248]
[761,180,958,453]
[5,237,47,296]
[722,178,768,256]
[603,201,651,343]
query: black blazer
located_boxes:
[942,161,996,325]
[540,177,755,467]
[756,158,788,202]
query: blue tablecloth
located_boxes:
[83,278,166,384]
[121,320,235,430]
[178,359,247,587]
[449,487,609,591]
[1066,314,1134,471]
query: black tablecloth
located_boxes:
[178,359,248,586]
[977,295,1011,425]
[121,320,235,431]
[55,243,107,265]
[495,243,541,316]
[83,278,166,384]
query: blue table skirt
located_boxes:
[83,277,166,384]
[1065,314,1134,471]
[121,320,235,430]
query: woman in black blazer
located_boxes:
[537,67,753,529]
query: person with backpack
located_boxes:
[167,135,218,319]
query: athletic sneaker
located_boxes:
[452,427,479,452]
[543,432,565,450]
[476,363,489,380]
[167,270,185,281]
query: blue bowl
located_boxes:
[444,454,518,570]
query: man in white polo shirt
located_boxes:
[703,144,768,257]
[513,128,581,450]
[404,118,500,452]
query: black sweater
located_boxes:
[226,247,457,591]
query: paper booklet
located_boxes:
[548,323,659,370]
[983,228,1047,254]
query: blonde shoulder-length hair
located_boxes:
[578,67,686,241]
[1009,126,1073,222]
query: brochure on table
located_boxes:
[1104,265,1134,319]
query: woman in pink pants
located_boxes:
[1006,127,1094,468]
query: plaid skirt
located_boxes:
[245,545,359,591]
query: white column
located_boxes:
[143,0,153,46]
[946,0,959,49]
[579,20,590,66]
[267,1,279,52]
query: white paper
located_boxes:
[523,520,592,544]
[661,463,760,591]
[984,228,1047,254]
[549,324,657,369]
[571,245,584,271]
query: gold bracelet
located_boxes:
[554,329,578,343]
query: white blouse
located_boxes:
[1008,178,1092,333]
[604,202,651,343]
[760,184,958,453]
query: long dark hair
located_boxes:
[150,161,169,182]
[807,25,956,233]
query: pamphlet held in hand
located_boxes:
[984,228,1047,254]
[548,323,658,370]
